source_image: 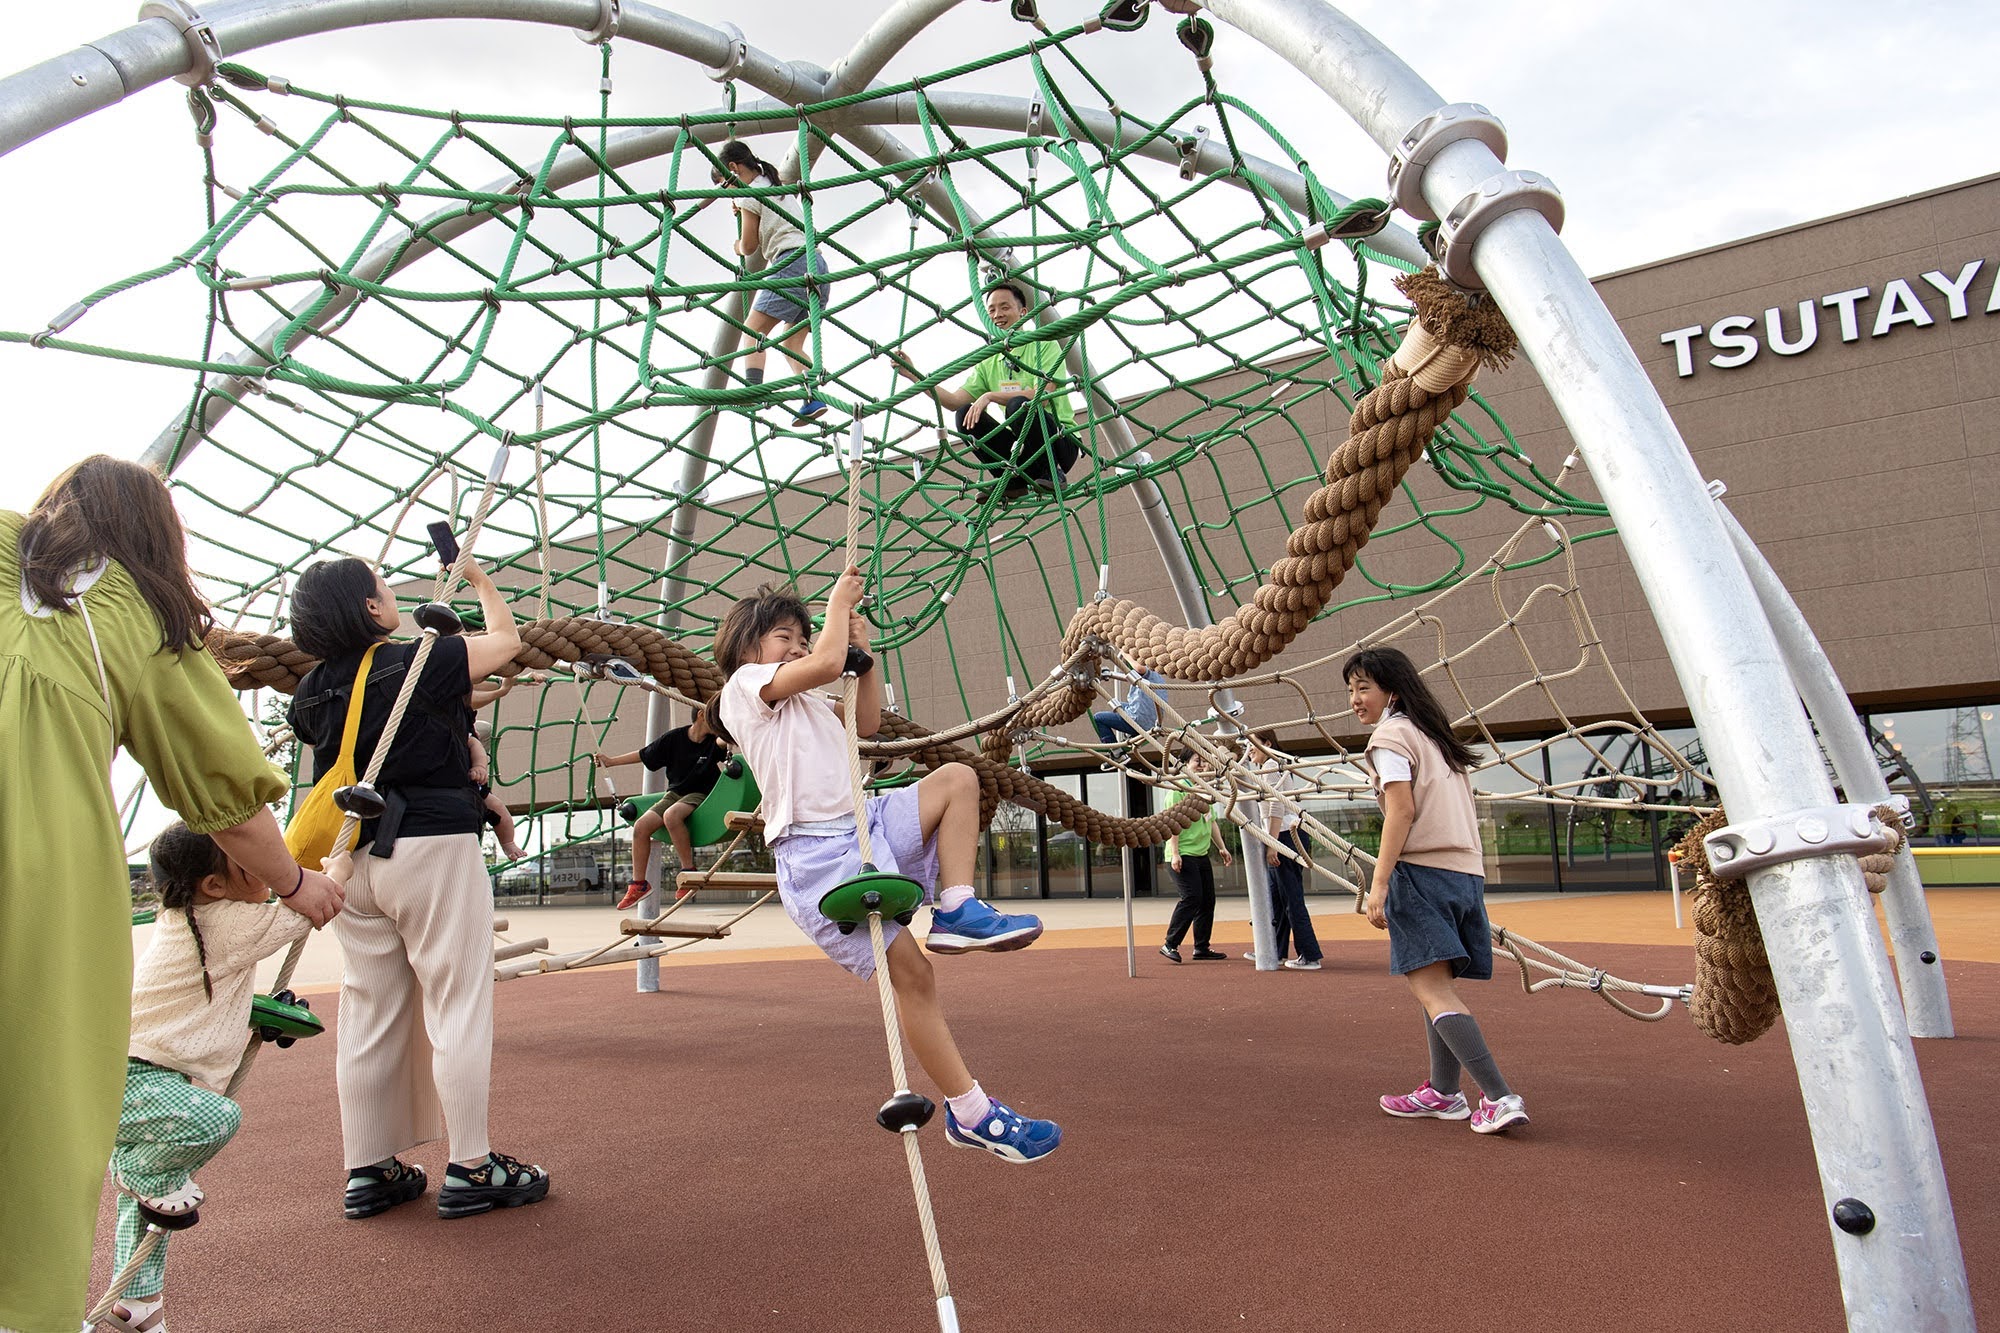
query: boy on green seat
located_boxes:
[594,699,728,907]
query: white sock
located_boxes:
[946,1082,991,1126]
[937,883,975,913]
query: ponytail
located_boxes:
[719,139,781,186]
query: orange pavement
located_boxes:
[451,887,2000,989]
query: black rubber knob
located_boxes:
[1832,1198,1876,1235]
[876,1091,936,1134]
[1920,950,1938,965]
[334,782,387,819]
[413,601,463,636]
[835,920,856,936]
[843,644,874,677]
[894,909,918,927]
[618,800,638,824]
[862,890,883,911]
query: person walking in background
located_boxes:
[1159,754,1233,963]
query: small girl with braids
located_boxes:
[105,822,320,1331]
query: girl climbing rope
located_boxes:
[1346,646,1529,1135]
[713,573,1060,1162]
[714,141,831,425]
[99,823,324,1333]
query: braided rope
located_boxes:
[839,428,954,1312]
[84,1223,165,1325]
[208,620,1206,848]
[986,270,1515,762]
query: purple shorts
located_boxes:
[771,785,938,979]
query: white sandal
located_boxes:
[118,1177,203,1231]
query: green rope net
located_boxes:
[7,15,1619,861]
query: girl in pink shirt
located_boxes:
[714,570,1060,1163]
[1345,647,1528,1135]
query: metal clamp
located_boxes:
[1435,169,1564,290]
[140,0,222,89]
[1703,803,1902,882]
[1177,125,1210,181]
[702,21,747,82]
[574,0,619,43]
[1384,103,1506,222]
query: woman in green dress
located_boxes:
[0,456,345,1333]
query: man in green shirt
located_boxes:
[892,282,1082,498]
[1158,757,1233,963]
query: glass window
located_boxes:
[1871,705,2000,845]
[1043,775,1088,898]
[986,801,1041,899]
[1081,770,1128,898]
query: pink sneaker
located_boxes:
[1470,1094,1530,1134]
[1379,1080,1470,1120]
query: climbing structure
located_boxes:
[4,7,1659,865]
[3,3,1973,1325]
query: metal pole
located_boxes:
[1718,502,1954,1038]
[1196,2,1972,1324]
[1121,773,1140,979]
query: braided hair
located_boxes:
[148,822,228,1001]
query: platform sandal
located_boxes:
[344,1157,427,1220]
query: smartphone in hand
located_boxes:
[426,520,460,568]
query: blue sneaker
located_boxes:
[793,398,830,425]
[926,899,1044,954]
[943,1100,1062,1164]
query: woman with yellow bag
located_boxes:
[284,554,549,1223]
[0,457,344,1333]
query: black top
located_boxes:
[289,636,481,841]
[639,724,726,796]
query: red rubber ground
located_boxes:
[89,942,1996,1330]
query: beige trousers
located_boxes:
[334,833,494,1167]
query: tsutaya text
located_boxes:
[1659,259,1995,377]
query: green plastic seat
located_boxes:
[817,867,925,930]
[617,757,761,849]
[250,990,324,1046]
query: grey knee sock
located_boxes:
[1425,1016,1462,1095]
[745,366,765,385]
[1432,1012,1511,1100]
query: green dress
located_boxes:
[0,512,285,1333]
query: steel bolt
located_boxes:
[1831,1198,1876,1236]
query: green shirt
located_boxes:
[961,337,1076,427]
[1162,787,1217,857]
[0,512,287,1331]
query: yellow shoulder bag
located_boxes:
[283,643,380,869]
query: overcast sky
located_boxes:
[3,0,1996,515]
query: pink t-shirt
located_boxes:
[719,660,856,841]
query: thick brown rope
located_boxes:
[984,268,1515,761]
[210,620,1205,850]
[1672,807,1906,1045]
